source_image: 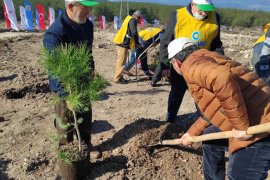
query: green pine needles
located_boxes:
[42,43,107,111]
[42,43,107,151]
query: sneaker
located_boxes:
[90,151,102,160]
[122,69,134,76]
[115,77,129,84]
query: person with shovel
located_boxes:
[251,22,270,85]
[43,0,101,160]
[151,0,224,124]
[168,37,270,179]
[113,10,143,84]
[123,27,164,78]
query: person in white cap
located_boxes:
[113,10,143,84]
[151,0,224,124]
[169,37,270,180]
[43,0,101,160]
[251,22,270,85]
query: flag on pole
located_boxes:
[35,8,39,29]
[144,18,148,27]
[3,0,19,31]
[140,18,145,28]
[36,4,46,31]
[58,9,63,17]
[102,16,106,30]
[24,0,34,31]
[114,16,120,30]
[2,2,11,29]
[88,15,94,23]
[48,7,55,26]
[19,6,27,30]
[98,16,106,30]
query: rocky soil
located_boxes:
[0,25,266,180]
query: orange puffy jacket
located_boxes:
[182,49,270,153]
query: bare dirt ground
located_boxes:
[0,25,263,180]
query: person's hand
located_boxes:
[232,129,253,140]
[66,100,74,111]
[180,132,192,146]
[162,69,170,77]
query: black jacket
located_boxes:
[43,10,94,97]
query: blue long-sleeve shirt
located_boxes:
[43,10,94,97]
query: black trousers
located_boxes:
[151,63,163,84]
[54,96,92,148]
[167,66,188,121]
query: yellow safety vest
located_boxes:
[175,7,218,50]
[254,23,270,47]
[139,28,161,41]
[113,15,135,50]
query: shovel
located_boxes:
[146,122,270,153]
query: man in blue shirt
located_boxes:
[43,0,100,159]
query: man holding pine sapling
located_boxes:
[43,0,101,160]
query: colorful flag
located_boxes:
[88,15,94,23]
[98,16,106,30]
[3,0,19,31]
[24,0,34,31]
[102,16,106,30]
[154,18,159,27]
[140,18,145,28]
[48,7,55,26]
[58,9,63,17]
[114,16,120,30]
[35,8,39,29]
[36,4,45,31]
[19,6,27,30]
[144,18,148,27]
[2,2,11,29]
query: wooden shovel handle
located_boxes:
[161,122,270,145]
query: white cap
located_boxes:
[168,38,196,59]
[192,0,215,11]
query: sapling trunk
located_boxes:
[72,110,82,152]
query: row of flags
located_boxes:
[2,0,161,31]
[113,16,160,30]
[2,0,63,31]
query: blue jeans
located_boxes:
[124,49,149,73]
[202,125,270,180]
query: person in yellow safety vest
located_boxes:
[113,10,143,84]
[151,0,224,124]
[123,27,164,77]
[251,23,270,85]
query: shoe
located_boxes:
[90,151,102,160]
[122,69,134,76]
[144,71,154,77]
[150,81,157,87]
[115,77,129,84]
